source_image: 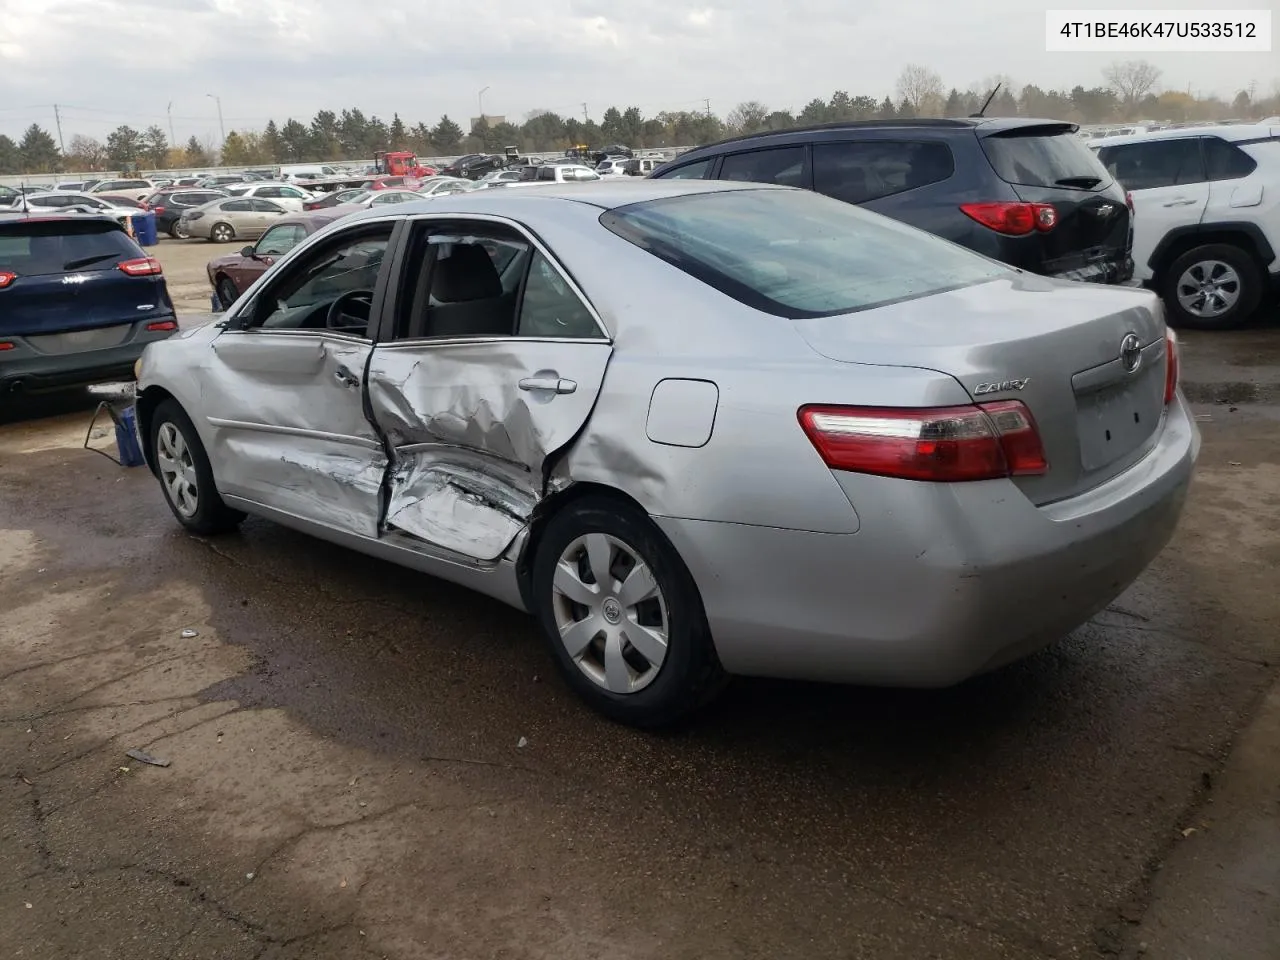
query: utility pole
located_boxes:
[704,98,711,117]
[582,102,589,123]
[167,102,176,146]
[53,104,65,154]
[206,93,225,148]
[478,85,490,124]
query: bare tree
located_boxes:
[726,101,770,135]
[897,64,944,116]
[1104,60,1162,109]
[65,134,106,170]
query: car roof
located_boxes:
[1090,123,1279,147]
[670,116,1077,158]
[338,178,776,224]
[0,211,123,229]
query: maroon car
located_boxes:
[206,209,355,309]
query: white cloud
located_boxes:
[0,0,1270,143]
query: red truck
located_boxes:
[374,151,435,179]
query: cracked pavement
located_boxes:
[2,251,1279,958]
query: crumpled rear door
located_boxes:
[365,339,611,561]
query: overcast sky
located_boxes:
[0,0,1274,144]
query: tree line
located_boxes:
[3,61,1277,175]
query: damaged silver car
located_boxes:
[135,180,1199,727]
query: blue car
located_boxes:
[0,214,178,393]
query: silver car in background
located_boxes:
[133,181,1198,727]
[180,196,290,242]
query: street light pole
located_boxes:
[478,86,490,124]
[167,102,176,147]
[206,93,225,148]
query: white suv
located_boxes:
[1092,124,1280,328]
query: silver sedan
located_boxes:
[133,180,1199,727]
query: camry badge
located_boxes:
[974,378,1031,395]
[1094,203,1116,217]
[61,274,89,285]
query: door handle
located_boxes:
[518,376,577,395]
[334,365,360,387]
[1162,198,1198,206]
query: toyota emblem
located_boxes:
[1120,333,1142,373]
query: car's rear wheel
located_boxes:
[210,222,234,243]
[531,496,726,728]
[215,277,239,311]
[1161,243,1262,330]
[151,399,245,535]
[172,220,190,240]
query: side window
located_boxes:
[537,166,558,181]
[656,158,711,179]
[813,140,954,205]
[1203,137,1258,181]
[719,146,808,187]
[395,228,529,340]
[257,186,282,198]
[517,252,600,338]
[256,224,303,255]
[1097,139,1205,190]
[222,199,253,212]
[249,227,392,333]
[281,187,307,199]
[253,199,286,213]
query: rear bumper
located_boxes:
[1046,255,1135,285]
[0,320,176,392]
[656,396,1200,686]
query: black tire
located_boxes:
[1161,243,1263,330]
[210,222,234,243]
[171,220,189,240]
[531,496,726,728]
[150,399,245,535]
[215,277,239,311]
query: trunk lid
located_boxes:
[979,124,1133,282]
[792,274,1169,505]
[0,218,173,337]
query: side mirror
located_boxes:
[241,245,255,258]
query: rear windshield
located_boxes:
[981,126,1114,190]
[600,188,1008,319]
[0,221,138,277]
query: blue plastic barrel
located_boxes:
[132,210,158,247]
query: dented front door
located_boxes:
[204,330,387,536]
[364,229,612,562]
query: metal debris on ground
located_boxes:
[1180,826,1197,838]
[1228,461,1242,466]
[181,628,199,638]
[125,749,171,768]
[1194,414,1213,422]
[517,736,529,748]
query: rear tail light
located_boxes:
[118,257,163,277]
[1126,192,1134,213]
[0,341,14,351]
[959,202,1057,236]
[145,320,178,331]
[1164,330,1179,405]
[0,271,15,289]
[798,401,1048,482]
[153,205,165,214]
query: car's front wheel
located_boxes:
[215,277,239,311]
[531,496,726,728]
[150,399,245,535]
[1161,243,1263,330]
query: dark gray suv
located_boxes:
[653,118,1135,285]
